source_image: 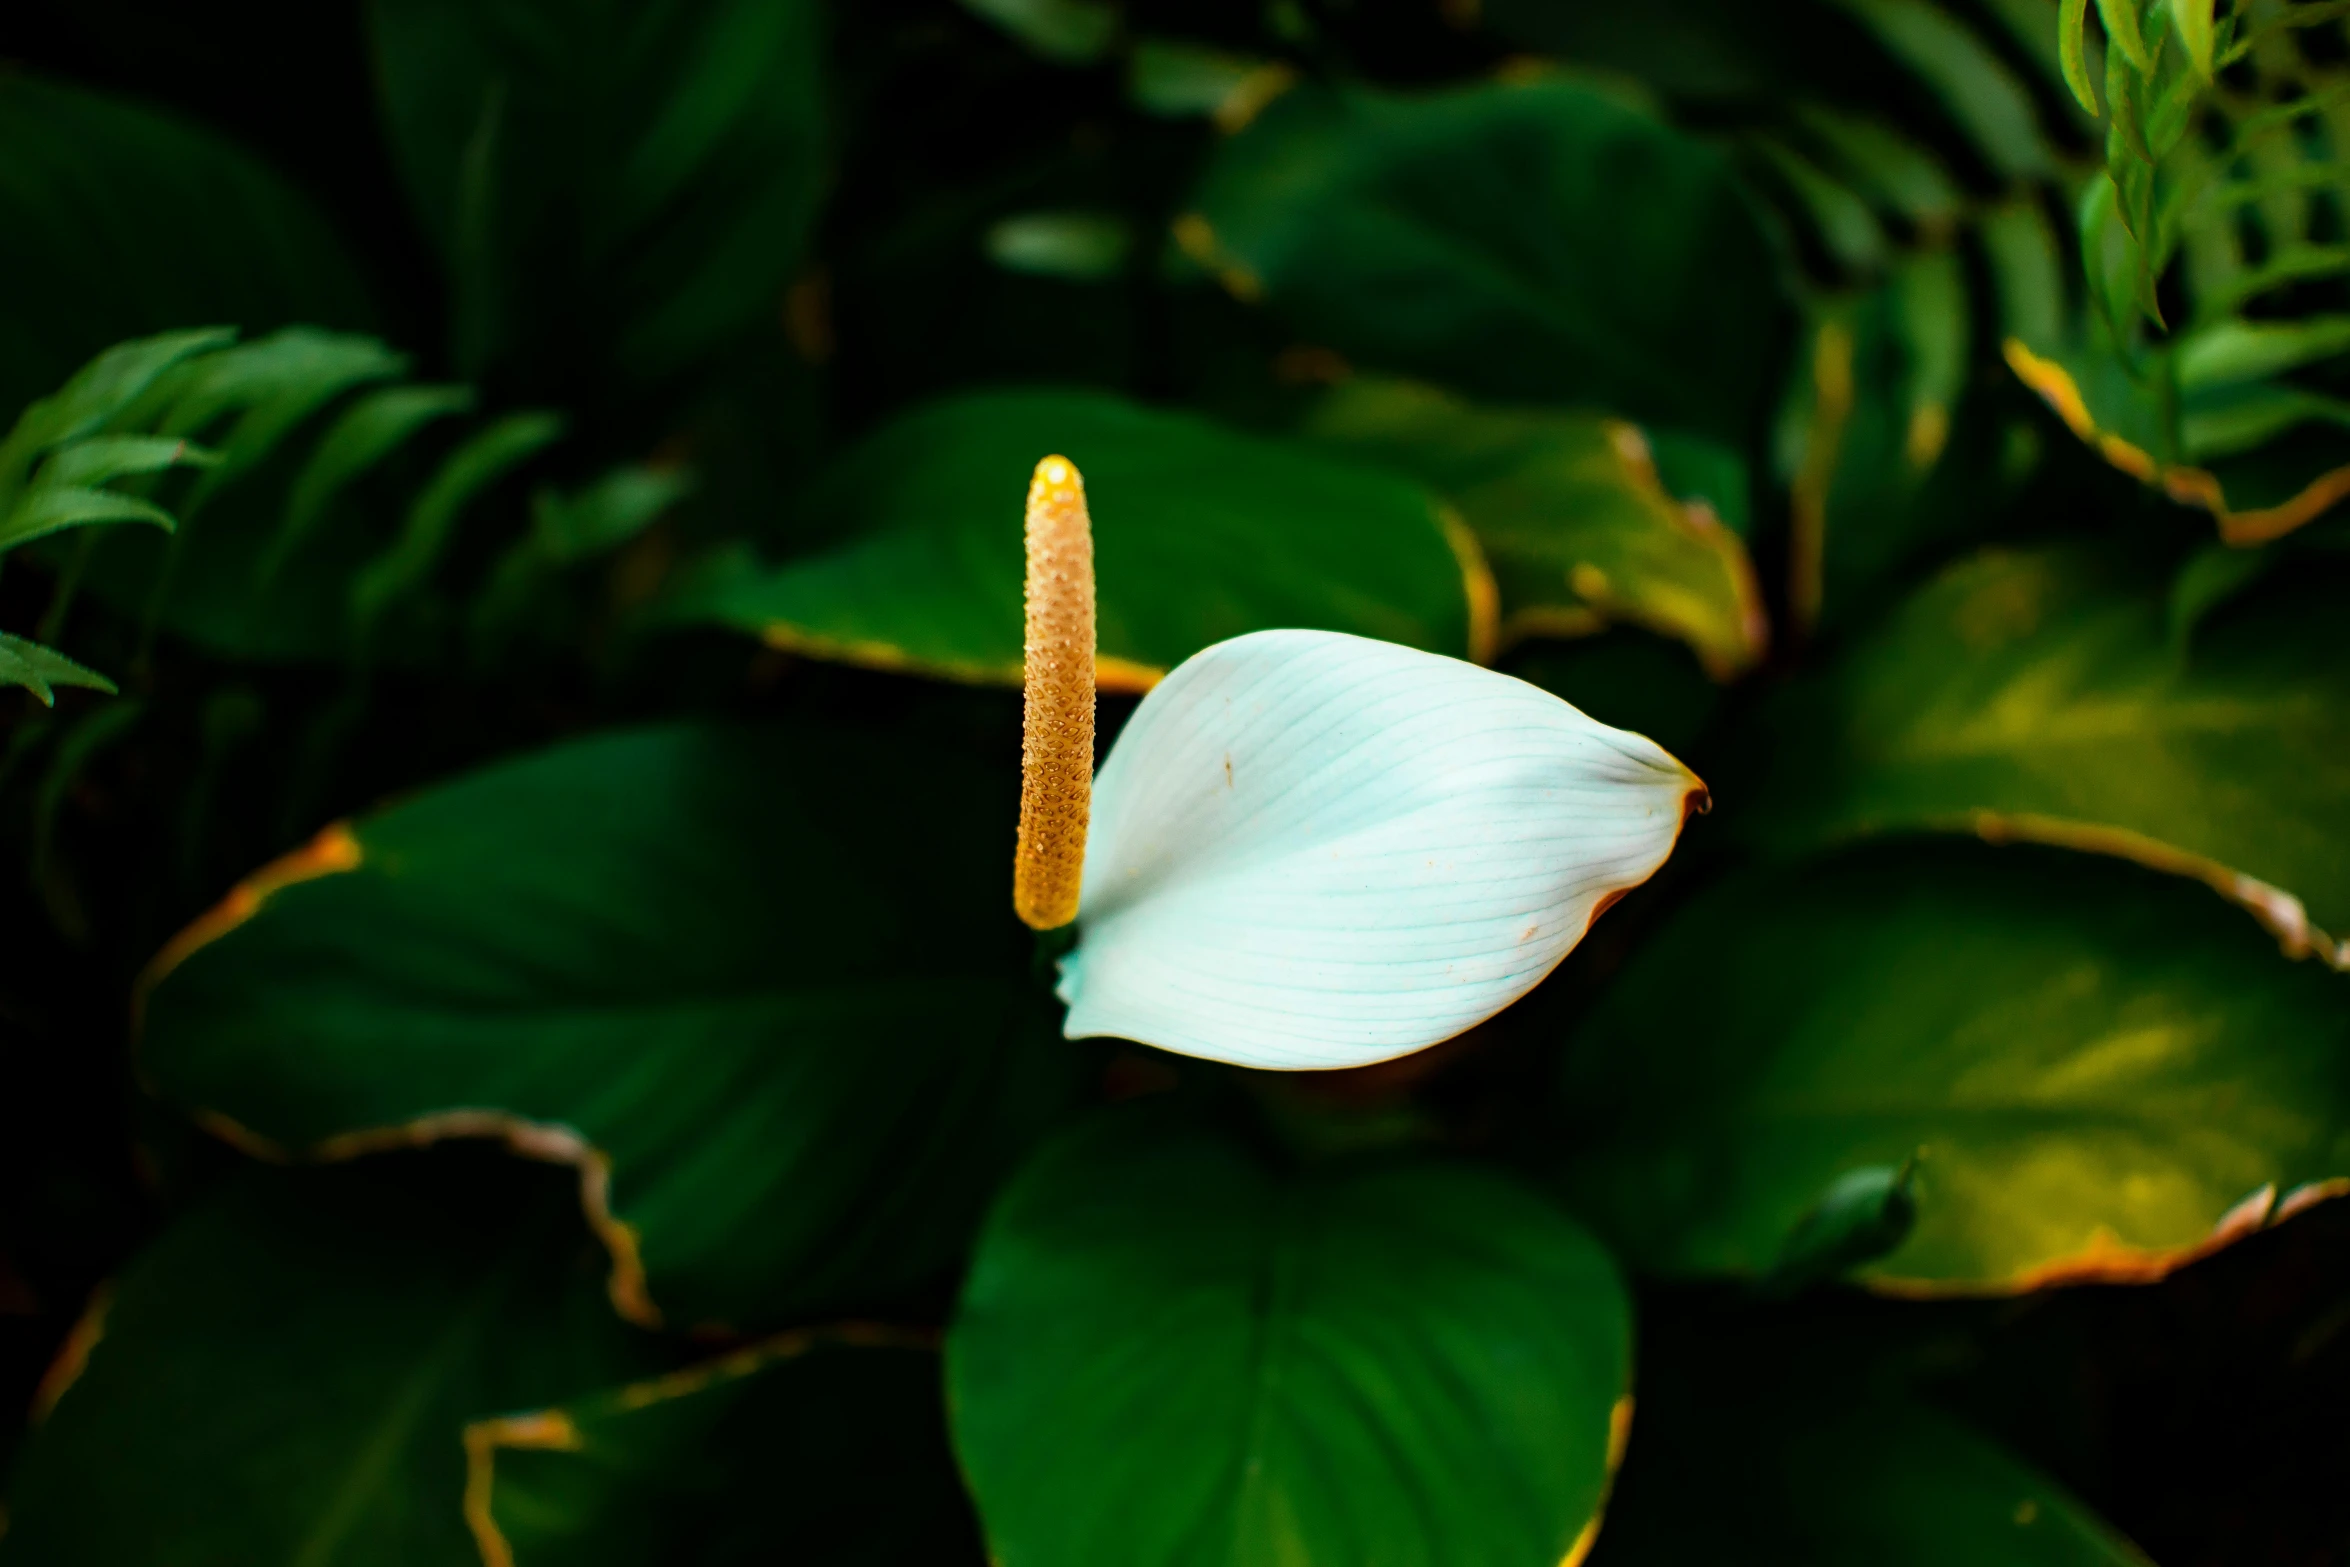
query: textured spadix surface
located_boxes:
[1060,629,1703,1069]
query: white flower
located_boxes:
[1013,460,1705,1072]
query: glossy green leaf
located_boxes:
[1555,842,2350,1290]
[0,74,374,416]
[0,1157,657,1567]
[1734,545,2350,958]
[141,722,1083,1331]
[1764,1160,1920,1293]
[657,390,1483,686]
[1300,377,1765,678]
[949,1104,1631,1567]
[1186,78,1790,442]
[474,1338,983,1567]
[0,633,116,706]
[368,0,826,387]
[2006,333,2350,539]
[1591,1337,2150,1566]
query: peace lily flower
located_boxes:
[1013,456,1708,1071]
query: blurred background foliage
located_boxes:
[1,0,2347,1563]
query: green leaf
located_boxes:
[472,1337,983,1567]
[948,1104,1631,1567]
[0,1157,658,1567]
[532,465,693,564]
[1299,377,1766,678]
[1764,1160,1920,1293]
[368,0,826,386]
[2095,0,2155,72]
[267,382,478,582]
[141,722,1084,1331]
[1127,39,1271,119]
[1593,1334,2151,1565]
[1733,545,2350,958]
[1787,104,1965,231]
[958,0,1120,64]
[1555,841,2350,1290]
[0,72,374,416]
[984,211,1133,280]
[349,409,564,642]
[32,435,217,492]
[1185,78,1791,442]
[151,328,411,511]
[1790,266,2009,629]
[2175,315,2350,389]
[0,485,178,552]
[1827,0,2056,179]
[0,328,235,503]
[0,633,116,706]
[655,390,1486,686]
[2060,0,2100,113]
[2170,0,2217,79]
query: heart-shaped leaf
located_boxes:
[948,1104,1632,1567]
[140,721,1084,1331]
[658,389,1488,689]
[1555,841,2350,1291]
[1184,79,1792,443]
[1732,545,2350,962]
[1299,377,1766,678]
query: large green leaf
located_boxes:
[948,1103,1632,1567]
[140,722,1084,1332]
[368,0,826,389]
[472,1336,983,1567]
[1300,377,1766,678]
[1184,79,1792,442]
[1590,1326,2148,1566]
[1731,545,2350,961]
[1555,842,2350,1291]
[0,1156,656,1567]
[0,73,375,416]
[2007,334,2350,546]
[657,390,1486,688]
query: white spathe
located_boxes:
[1057,629,1705,1070]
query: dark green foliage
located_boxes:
[0,1155,659,1566]
[477,1341,985,1567]
[4,1,2348,1563]
[948,1102,1631,1567]
[141,722,1083,1329]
